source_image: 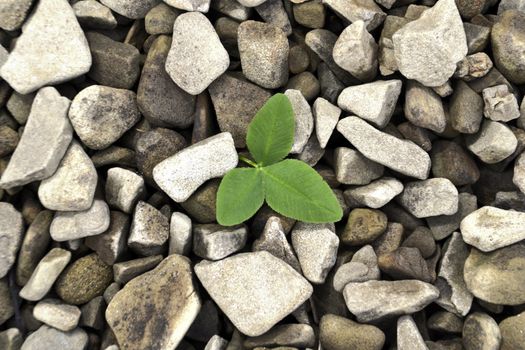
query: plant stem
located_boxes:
[239,155,258,168]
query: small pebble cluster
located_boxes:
[1,0,525,349]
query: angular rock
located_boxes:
[85,211,129,265]
[455,52,493,81]
[180,179,219,223]
[0,88,72,189]
[397,178,459,218]
[165,0,210,12]
[319,314,385,350]
[169,212,192,256]
[80,296,105,330]
[514,152,525,194]
[153,132,238,202]
[107,255,201,349]
[333,245,380,291]
[0,0,91,94]
[99,0,160,19]
[344,177,403,209]
[378,247,433,282]
[464,22,491,54]
[342,208,387,246]
[491,10,525,84]
[33,299,81,332]
[404,80,446,133]
[285,89,314,154]
[337,117,431,179]
[397,315,427,350]
[462,312,501,350]
[450,81,484,135]
[333,147,384,185]
[38,141,97,211]
[166,12,229,95]
[0,0,33,31]
[0,203,23,278]
[285,71,320,102]
[393,0,467,87]
[212,0,251,21]
[105,167,145,214]
[402,227,436,258]
[73,1,117,30]
[482,84,520,122]
[337,80,402,128]
[499,311,525,350]
[244,324,315,348]
[0,125,19,157]
[313,97,340,148]
[128,201,169,256]
[322,0,385,31]
[20,326,88,350]
[428,311,463,334]
[50,200,110,241]
[255,0,292,36]
[193,224,248,260]
[431,141,480,186]
[205,335,228,350]
[113,255,163,284]
[466,120,517,164]
[195,251,313,336]
[91,146,136,169]
[343,280,439,322]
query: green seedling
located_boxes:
[216,93,343,226]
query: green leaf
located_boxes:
[261,159,343,223]
[246,93,295,166]
[216,167,265,226]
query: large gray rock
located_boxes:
[193,224,247,260]
[337,116,431,180]
[392,0,467,87]
[0,88,72,189]
[153,132,238,202]
[0,0,91,94]
[285,89,314,154]
[0,203,23,278]
[397,178,459,218]
[195,251,313,336]
[100,0,160,18]
[466,120,517,164]
[20,326,87,350]
[50,200,110,241]
[166,12,229,95]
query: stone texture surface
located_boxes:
[320,314,385,350]
[313,97,340,148]
[397,178,459,218]
[491,10,525,84]
[20,326,88,350]
[397,315,427,350]
[128,201,169,256]
[85,211,129,265]
[285,89,314,154]
[344,177,403,209]
[33,299,81,332]
[50,199,110,241]
[0,0,33,31]
[482,84,520,122]
[105,167,145,214]
[73,0,117,29]
[169,212,192,256]
[499,311,525,350]
[322,0,386,31]
[243,324,315,348]
[341,208,387,246]
[193,224,247,260]
[404,80,447,133]
[462,312,501,350]
[334,147,384,185]
[0,203,23,278]
[466,120,517,164]
[100,0,160,19]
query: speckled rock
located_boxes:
[431,141,479,186]
[462,312,501,350]
[320,314,385,350]
[491,10,525,84]
[50,199,110,241]
[465,120,517,164]
[397,178,459,218]
[20,326,87,350]
[33,299,81,332]
[105,167,145,214]
[128,201,169,256]
[344,177,403,209]
[73,0,117,30]
[333,147,384,185]
[193,224,247,260]
[0,0,34,31]
[285,89,314,154]
[397,315,427,350]
[499,311,525,350]
[85,211,129,265]
[322,0,385,31]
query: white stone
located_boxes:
[397,178,459,218]
[169,212,192,256]
[285,90,314,154]
[333,245,380,292]
[465,120,517,164]
[164,0,211,12]
[20,326,87,350]
[193,224,248,260]
[153,132,238,202]
[100,0,160,18]
[313,97,341,148]
[33,299,81,332]
[204,335,228,350]
[50,200,111,241]
[334,147,384,185]
[105,167,145,214]
[344,177,403,209]
[397,315,427,350]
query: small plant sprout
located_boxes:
[216,93,343,226]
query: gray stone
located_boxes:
[297,132,325,166]
[169,212,192,256]
[91,146,136,169]
[0,0,91,94]
[209,73,271,148]
[238,21,289,89]
[404,80,446,133]
[215,16,240,58]
[285,89,314,154]
[285,71,320,102]
[255,0,292,36]
[105,167,145,214]
[86,31,141,89]
[186,300,221,342]
[166,12,229,95]
[73,1,117,29]
[460,206,525,252]
[0,203,23,278]
[431,141,480,186]
[33,299,81,332]
[499,311,525,350]
[50,200,110,241]
[378,15,408,76]
[428,311,463,334]
[129,201,169,256]
[482,84,520,122]
[85,211,129,265]
[19,248,71,301]
[165,0,210,12]
[0,0,33,31]
[153,132,238,202]
[397,122,432,152]
[337,116,431,179]
[435,232,473,316]
[466,120,517,164]
[342,208,387,246]
[38,141,97,211]
[377,247,433,282]
[333,20,378,82]
[193,224,248,260]
[113,255,163,284]
[205,335,228,350]
[398,178,458,218]
[491,10,525,84]
[20,326,87,350]
[334,147,384,185]
[99,0,160,18]
[292,223,338,284]
[0,328,23,350]
[138,36,196,128]
[244,324,315,348]
[195,251,313,336]
[337,80,402,128]
[212,0,251,21]
[464,23,491,54]
[344,177,403,209]
[343,280,439,322]
[313,97,341,148]
[333,245,380,292]
[319,314,385,350]
[397,315,427,350]
[104,282,121,303]
[402,228,436,258]
[499,0,525,13]
[463,313,501,350]
[6,92,34,125]
[80,296,105,330]
[145,3,179,34]
[180,179,219,224]
[0,279,13,325]
[393,0,467,87]
[237,0,268,7]
[293,0,326,29]
[322,0,385,31]
[0,88,72,189]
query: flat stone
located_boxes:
[38,141,97,211]
[209,73,271,148]
[86,31,141,89]
[0,88,72,189]
[292,223,338,284]
[337,116,431,179]
[80,296,105,330]
[397,315,427,350]
[138,35,196,128]
[129,201,169,256]
[99,0,160,18]
[195,251,313,337]
[463,312,501,350]
[460,206,525,252]
[193,224,248,260]
[107,255,201,349]
[322,0,385,31]
[73,1,117,29]
[333,20,378,82]
[0,0,91,94]
[153,132,238,202]
[85,211,130,265]
[20,326,88,350]
[482,84,520,122]
[333,147,384,185]
[166,12,229,95]
[16,210,52,286]
[238,20,289,89]
[344,177,403,209]
[431,141,479,186]
[0,279,13,325]
[105,167,145,214]
[0,0,33,31]
[180,179,219,224]
[404,80,446,133]
[491,10,525,84]
[285,90,314,154]
[341,208,387,246]
[337,80,402,128]
[33,299,81,332]
[466,120,517,164]
[169,212,192,256]
[464,242,525,305]
[113,255,163,284]
[398,178,459,218]
[50,199,110,241]
[378,247,433,282]
[343,280,439,322]
[19,248,71,301]
[0,203,23,278]
[313,97,340,148]
[255,0,292,36]
[333,245,380,291]
[319,314,385,350]
[55,253,113,305]
[0,328,23,350]
[499,311,525,350]
[145,3,179,34]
